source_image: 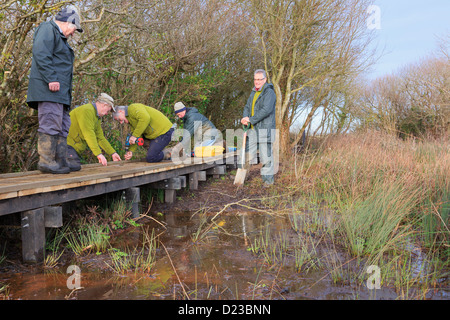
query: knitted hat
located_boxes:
[55,8,83,33]
[174,102,186,114]
[97,93,115,111]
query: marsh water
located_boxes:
[1,209,448,300]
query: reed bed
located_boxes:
[313,131,449,251]
[249,130,450,297]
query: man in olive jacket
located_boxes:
[113,104,174,163]
[26,8,83,174]
[241,69,276,185]
[67,93,122,168]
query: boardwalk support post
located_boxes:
[44,206,63,228]
[189,172,198,190]
[197,171,207,181]
[206,165,226,179]
[151,177,182,204]
[125,187,140,219]
[21,208,45,263]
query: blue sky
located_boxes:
[366,0,450,79]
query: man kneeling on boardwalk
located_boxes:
[66,93,122,170]
[113,104,174,163]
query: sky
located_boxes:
[366,0,450,79]
[292,0,449,132]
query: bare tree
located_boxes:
[0,0,255,172]
[349,52,449,138]
[243,0,376,155]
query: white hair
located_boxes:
[254,69,267,78]
[113,105,127,118]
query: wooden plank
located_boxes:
[0,152,237,199]
[0,166,127,195]
[0,191,17,200]
[0,154,237,216]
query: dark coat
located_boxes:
[180,107,216,151]
[182,107,216,137]
[26,20,75,109]
[243,83,276,138]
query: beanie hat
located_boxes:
[174,102,186,114]
[55,8,83,33]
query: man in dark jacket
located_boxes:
[26,8,83,174]
[174,102,218,157]
[241,69,276,185]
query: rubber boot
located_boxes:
[56,136,80,172]
[162,148,172,160]
[38,132,70,174]
[67,145,82,172]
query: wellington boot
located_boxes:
[162,148,172,160]
[56,136,80,172]
[67,146,82,172]
[38,132,70,174]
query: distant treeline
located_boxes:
[0,1,448,172]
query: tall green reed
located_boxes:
[338,176,420,258]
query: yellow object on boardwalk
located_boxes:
[194,146,224,157]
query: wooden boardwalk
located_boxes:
[0,152,237,263]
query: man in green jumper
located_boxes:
[113,104,174,162]
[66,93,122,169]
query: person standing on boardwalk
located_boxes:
[26,8,83,174]
[113,104,174,163]
[66,93,122,169]
[240,69,276,185]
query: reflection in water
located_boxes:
[0,210,448,300]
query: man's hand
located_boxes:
[124,151,133,161]
[97,154,108,166]
[241,117,250,126]
[129,136,137,145]
[112,152,122,162]
[49,82,60,92]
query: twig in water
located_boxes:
[160,241,189,300]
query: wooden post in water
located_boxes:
[21,208,45,263]
[125,187,140,219]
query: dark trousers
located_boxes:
[38,102,71,137]
[146,128,174,163]
[244,128,275,184]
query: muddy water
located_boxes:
[1,210,448,300]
